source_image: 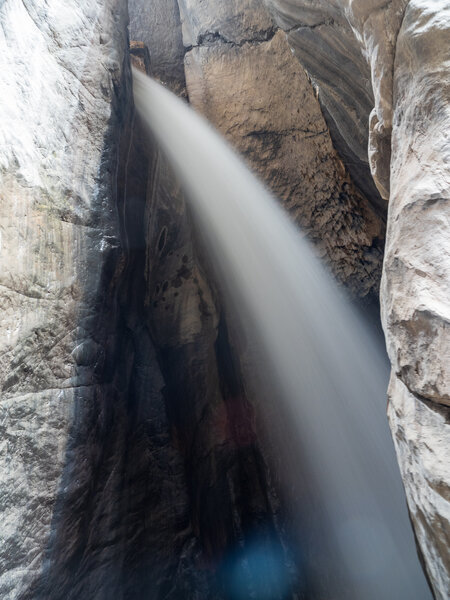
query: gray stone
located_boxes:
[129,0,186,94]
[263,1,450,596]
[0,0,129,597]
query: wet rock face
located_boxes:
[126,0,389,597]
[263,0,450,597]
[0,5,293,596]
[125,48,295,600]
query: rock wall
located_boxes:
[0,0,298,596]
[262,0,385,213]
[0,0,302,600]
[0,2,295,597]
[0,0,129,597]
[1,0,447,598]
[384,4,450,597]
[127,0,398,598]
[125,81,290,597]
[125,29,298,600]
[180,0,385,301]
[265,0,450,597]
[128,0,186,95]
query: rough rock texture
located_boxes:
[382,1,450,408]
[179,0,275,46]
[181,0,384,300]
[264,0,385,213]
[383,3,450,597]
[266,0,409,205]
[0,2,294,594]
[125,30,298,600]
[265,0,450,597]
[0,0,129,597]
[2,0,447,598]
[128,0,186,94]
[387,376,450,598]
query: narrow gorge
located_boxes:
[0,1,448,599]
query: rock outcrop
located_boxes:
[129,0,186,95]
[181,0,385,301]
[126,17,298,600]
[384,4,450,596]
[263,0,385,212]
[265,0,450,597]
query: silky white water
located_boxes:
[133,68,431,599]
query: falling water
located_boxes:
[132,68,431,599]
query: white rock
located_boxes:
[388,375,450,599]
[0,0,128,597]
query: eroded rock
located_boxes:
[183,11,384,300]
[383,4,450,594]
[0,0,129,597]
[388,376,450,599]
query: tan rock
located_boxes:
[185,28,384,299]
[179,0,274,46]
[382,4,450,593]
[266,0,450,595]
[388,375,450,599]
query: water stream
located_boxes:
[132,68,431,600]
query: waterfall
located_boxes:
[132,68,431,599]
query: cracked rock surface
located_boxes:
[0,1,297,596]
[1,0,448,598]
[384,4,450,596]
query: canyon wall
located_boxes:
[265,1,450,597]
[383,4,450,596]
[127,0,396,597]
[0,0,130,597]
[121,49,292,599]
[0,0,447,598]
[0,1,293,598]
